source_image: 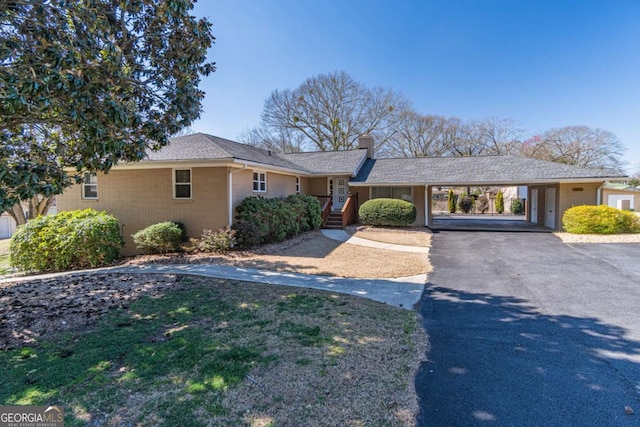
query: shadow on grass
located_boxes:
[416,286,640,426]
[0,281,269,426]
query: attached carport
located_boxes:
[349,155,627,232]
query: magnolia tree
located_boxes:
[0,0,215,213]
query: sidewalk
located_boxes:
[1,231,430,310]
[321,229,430,254]
[1,263,425,309]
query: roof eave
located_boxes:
[349,177,618,187]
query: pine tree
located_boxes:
[447,189,456,213]
[496,191,505,214]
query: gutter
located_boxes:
[228,164,248,226]
[596,182,605,206]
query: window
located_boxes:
[296,176,301,194]
[82,173,98,199]
[253,171,266,192]
[174,169,192,199]
[371,186,412,202]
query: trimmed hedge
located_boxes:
[10,209,123,272]
[233,194,322,247]
[562,205,640,234]
[359,198,417,226]
[132,221,183,254]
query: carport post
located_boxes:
[425,186,432,227]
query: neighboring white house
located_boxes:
[0,213,17,239]
[499,186,528,213]
[602,182,640,212]
[0,198,58,239]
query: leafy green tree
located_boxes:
[495,191,504,214]
[0,0,215,212]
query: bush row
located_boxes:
[233,194,322,247]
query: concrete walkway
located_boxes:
[321,229,430,254]
[1,230,431,309]
[0,264,427,310]
[1,264,425,309]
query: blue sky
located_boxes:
[191,0,640,173]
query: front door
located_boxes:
[530,189,538,224]
[544,187,556,229]
[331,177,349,210]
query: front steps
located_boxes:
[323,212,343,229]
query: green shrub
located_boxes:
[511,198,524,215]
[562,205,640,234]
[359,198,417,226]
[233,195,322,247]
[232,221,261,248]
[10,209,123,272]
[287,194,322,231]
[495,191,504,214]
[447,189,457,213]
[197,227,236,253]
[172,220,189,242]
[458,195,473,214]
[132,221,183,254]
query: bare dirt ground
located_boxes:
[121,230,432,278]
[0,273,181,350]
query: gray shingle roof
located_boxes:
[281,150,368,176]
[351,155,626,185]
[144,133,306,171]
[140,134,626,184]
[603,182,640,192]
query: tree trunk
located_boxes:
[6,195,54,225]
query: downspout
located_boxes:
[596,182,604,206]
[228,164,248,226]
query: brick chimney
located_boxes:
[358,134,374,159]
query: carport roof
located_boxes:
[350,155,626,186]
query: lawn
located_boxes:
[0,238,10,275]
[1,274,427,426]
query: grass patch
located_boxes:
[1,282,268,425]
[1,276,426,426]
[0,238,11,275]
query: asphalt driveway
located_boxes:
[416,231,640,426]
